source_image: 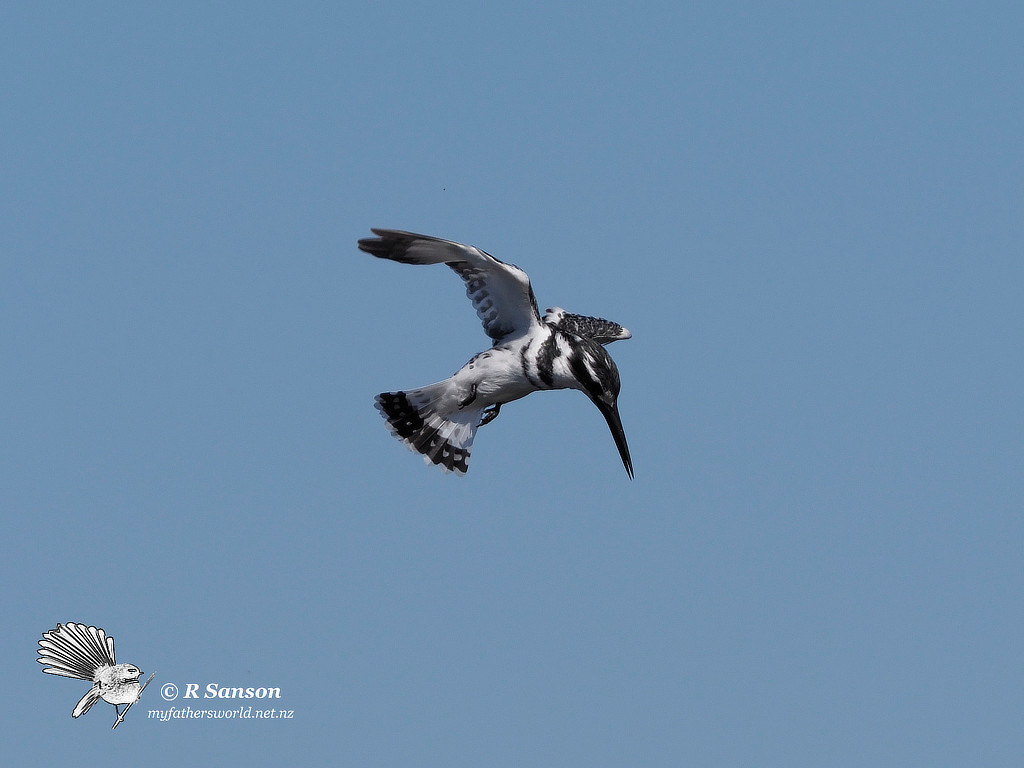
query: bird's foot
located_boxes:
[478,403,501,427]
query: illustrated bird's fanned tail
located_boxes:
[38,623,116,681]
[72,685,103,718]
[375,382,482,475]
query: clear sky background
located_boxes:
[3,2,1021,765]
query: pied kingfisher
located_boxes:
[357,229,633,478]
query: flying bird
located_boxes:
[357,229,633,477]
[38,623,145,722]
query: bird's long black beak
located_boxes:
[596,399,633,479]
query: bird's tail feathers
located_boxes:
[38,623,116,681]
[72,686,103,718]
[375,381,483,475]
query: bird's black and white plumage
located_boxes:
[38,623,143,719]
[542,306,632,345]
[357,228,633,478]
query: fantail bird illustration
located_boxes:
[38,622,144,721]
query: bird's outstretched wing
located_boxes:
[542,307,632,345]
[357,229,544,343]
[38,622,117,680]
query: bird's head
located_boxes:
[568,336,633,479]
[115,664,142,683]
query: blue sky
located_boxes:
[3,2,1022,765]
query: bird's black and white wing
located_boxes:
[542,307,632,345]
[357,229,544,343]
[38,622,116,680]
